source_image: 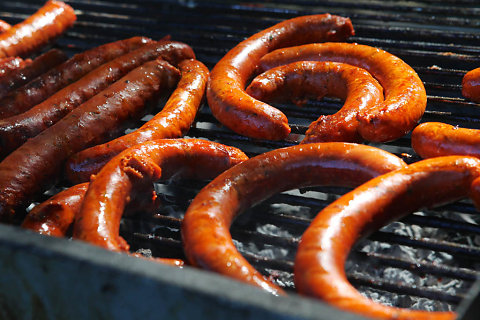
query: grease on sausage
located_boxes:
[207,14,354,140]
[181,142,406,296]
[246,61,383,143]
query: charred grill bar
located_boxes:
[0,0,479,319]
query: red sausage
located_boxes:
[0,49,67,100]
[0,59,179,221]
[66,58,209,183]
[0,20,11,34]
[22,182,184,267]
[294,156,480,320]
[207,14,354,140]
[22,183,89,237]
[411,122,480,159]
[72,138,248,252]
[259,42,427,142]
[462,67,480,103]
[0,36,151,119]
[246,61,383,143]
[181,142,407,296]
[0,0,76,58]
[0,40,195,157]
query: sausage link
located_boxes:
[0,20,11,34]
[22,183,89,237]
[0,36,151,119]
[181,142,406,296]
[207,14,354,140]
[0,49,67,100]
[0,0,76,58]
[0,57,31,78]
[0,59,179,221]
[0,40,194,157]
[295,156,480,320]
[411,122,480,159]
[66,59,208,183]
[462,67,480,103]
[73,138,248,252]
[246,61,383,143]
[259,42,427,142]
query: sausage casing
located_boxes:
[207,14,354,140]
[182,142,406,295]
[462,67,480,103]
[66,58,209,183]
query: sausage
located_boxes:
[245,61,383,143]
[0,0,76,58]
[181,142,407,296]
[258,42,427,142]
[207,14,354,140]
[0,36,151,119]
[0,56,31,78]
[22,183,89,237]
[72,138,248,253]
[0,59,179,221]
[0,40,195,157]
[411,122,480,159]
[294,156,480,320]
[0,49,67,100]
[0,20,11,34]
[462,67,480,103]
[66,58,209,184]
[22,182,184,267]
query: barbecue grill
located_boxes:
[0,0,479,319]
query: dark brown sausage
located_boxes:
[295,156,480,320]
[0,57,31,78]
[72,138,248,253]
[207,14,354,140]
[0,36,151,119]
[246,61,383,143]
[411,122,480,159]
[462,67,480,103]
[0,40,195,157]
[0,0,76,58]
[0,59,179,221]
[258,42,427,142]
[181,142,407,296]
[66,58,209,183]
[0,49,67,100]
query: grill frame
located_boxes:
[0,0,480,319]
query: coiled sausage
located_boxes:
[73,139,248,252]
[259,42,427,142]
[181,142,406,296]
[246,61,383,143]
[207,14,354,140]
[295,156,480,320]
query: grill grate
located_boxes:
[1,0,480,318]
